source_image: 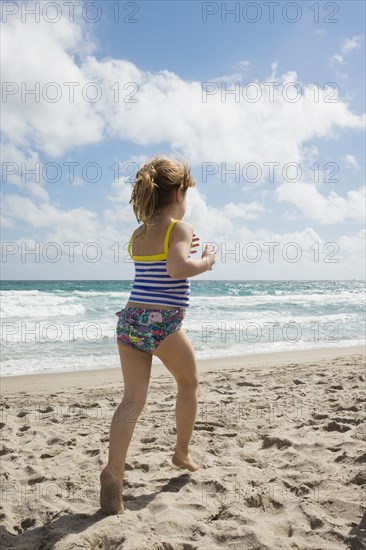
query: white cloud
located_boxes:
[4,194,98,230]
[336,229,366,277]
[2,16,365,170]
[183,196,364,279]
[2,7,365,280]
[330,35,363,67]
[1,142,50,201]
[234,60,251,74]
[70,176,85,187]
[276,182,365,224]
[0,215,16,229]
[2,16,104,157]
[330,54,344,65]
[223,201,265,220]
[268,60,278,81]
[338,229,366,255]
[215,60,252,83]
[3,185,365,279]
[343,154,359,169]
[107,177,133,204]
[341,35,363,54]
[2,194,123,254]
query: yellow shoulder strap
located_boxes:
[163,219,179,254]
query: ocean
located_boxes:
[0,280,365,377]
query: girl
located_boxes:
[100,154,216,514]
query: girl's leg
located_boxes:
[100,342,152,513]
[153,328,199,471]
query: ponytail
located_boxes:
[129,154,195,239]
[130,166,158,231]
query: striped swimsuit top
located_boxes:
[127,218,190,308]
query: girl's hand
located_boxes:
[190,233,200,254]
[202,244,216,271]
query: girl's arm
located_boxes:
[166,221,216,279]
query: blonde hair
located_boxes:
[129,154,195,237]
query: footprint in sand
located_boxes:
[307,515,324,530]
[236,380,262,387]
[334,451,348,463]
[19,518,36,532]
[141,445,167,452]
[244,457,266,469]
[28,475,47,486]
[140,436,157,444]
[123,480,145,489]
[333,416,362,426]
[85,449,100,456]
[312,413,329,420]
[336,405,359,412]
[194,422,214,432]
[37,406,54,414]
[133,462,149,472]
[0,446,14,456]
[19,425,31,432]
[47,437,63,445]
[261,436,292,450]
[327,446,342,453]
[323,421,351,433]
[351,471,366,485]
[354,452,366,463]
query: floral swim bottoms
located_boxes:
[115,307,186,354]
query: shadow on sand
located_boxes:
[0,474,191,549]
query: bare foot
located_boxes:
[172,452,198,472]
[100,466,124,515]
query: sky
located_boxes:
[1,0,365,280]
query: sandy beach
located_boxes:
[1,345,365,549]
